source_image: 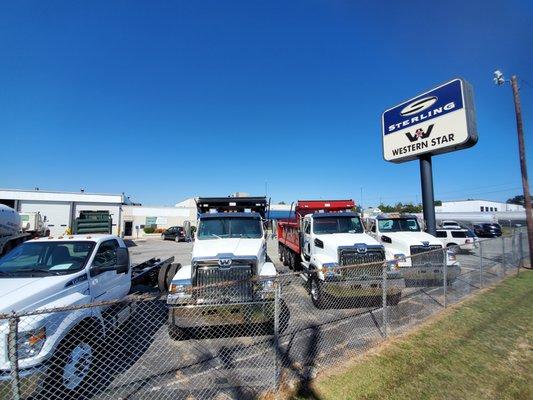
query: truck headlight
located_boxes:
[321,262,340,278]
[168,279,192,299]
[258,278,276,300]
[18,326,46,359]
[447,251,456,262]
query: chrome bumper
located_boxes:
[322,275,405,298]
[169,300,275,328]
[402,264,461,286]
[0,364,48,399]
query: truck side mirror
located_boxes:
[116,247,130,274]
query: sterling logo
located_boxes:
[405,124,434,143]
[218,258,232,268]
[400,96,438,117]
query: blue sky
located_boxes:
[1,1,532,206]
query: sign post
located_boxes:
[382,78,478,234]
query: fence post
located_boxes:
[8,312,21,400]
[502,236,506,277]
[273,277,281,398]
[518,231,523,276]
[382,263,388,338]
[443,250,448,308]
[479,240,484,288]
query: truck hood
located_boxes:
[380,231,443,254]
[0,275,84,314]
[192,238,264,259]
[317,233,381,249]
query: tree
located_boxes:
[278,201,286,205]
[507,195,525,206]
[434,200,442,206]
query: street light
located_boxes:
[494,69,533,269]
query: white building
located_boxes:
[435,199,524,213]
[0,188,124,236]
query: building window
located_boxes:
[495,208,498,212]
[480,206,484,212]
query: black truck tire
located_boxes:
[166,263,181,289]
[157,263,171,292]
[310,276,329,309]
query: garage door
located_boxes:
[19,201,71,236]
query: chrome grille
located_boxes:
[338,249,384,278]
[410,245,444,267]
[194,265,254,304]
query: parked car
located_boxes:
[473,223,502,238]
[162,226,186,242]
[440,220,462,230]
[436,228,477,251]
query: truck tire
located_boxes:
[46,328,98,397]
[157,263,171,292]
[310,276,328,309]
[166,263,181,289]
[386,292,401,306]
[168,324,189,340]
[282,248,289,267]
[287,252,294,270]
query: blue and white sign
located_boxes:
[382,78,477,163]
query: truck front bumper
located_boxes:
[169,300,275,329]
[0,364,48,399]
[322,275,405,298]
[401,264,461,286]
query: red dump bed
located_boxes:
[277,200,355,254]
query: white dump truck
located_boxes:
[0,234,174,398]
[0,205,31,257]
[366,214,461,286]
[167,197,281,339]
[277,200,405,309]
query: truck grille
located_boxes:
[410,245,444,267]
[194,265,254,304]
[338,248,385,278]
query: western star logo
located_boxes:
[405,124,434,142]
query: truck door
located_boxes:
[302,218,312,260]
[89,239,130,301]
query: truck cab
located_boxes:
[278,200,405,309]
[0,234,131,397]
[367,214,461,286]
[167,197,279,339]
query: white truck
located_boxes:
[367,214,461,286]
[0,204,32,257]
[167,197,280,339]
[0,234,174,398]
[277,200,405,309]
[20,212,49,237]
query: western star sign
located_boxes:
[382,78,478,163]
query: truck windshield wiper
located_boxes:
[9,268,63,276]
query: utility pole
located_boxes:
[495,70,533,269]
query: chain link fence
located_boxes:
[0,228,529,400]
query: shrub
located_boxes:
[143,227,156,234]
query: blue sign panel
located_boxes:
[383,79,464,136]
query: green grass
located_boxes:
[294,270,533,400]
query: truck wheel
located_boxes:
[279,246,284,262]
[310,277,328,309]
[287,252,294,270]
[168,324,189,340]
[282,248,289,267]
[386,292,401,306]
[157,263,171,292]
[166,263,180,289]
[47,329,98,397]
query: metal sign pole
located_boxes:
[419,154,437,236]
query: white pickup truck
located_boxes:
[0,234,174,398]
[167,197,280,339]
[367,215,461,286]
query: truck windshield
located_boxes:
[378,218,420,232]
[197,217,262,239]
[0,241,95,276]
[313,217,364,234]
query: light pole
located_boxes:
[494,70,533,269]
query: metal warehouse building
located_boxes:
[435,199,524,213]
[0,189,124,236]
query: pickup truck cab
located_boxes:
[367,214,461,286]
[0,234,172,398]
[167,197,279,339]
